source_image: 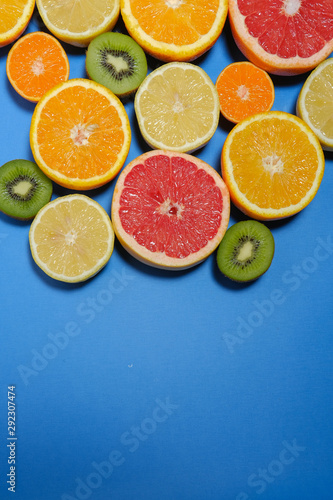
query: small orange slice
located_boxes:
[6,31,70,103]
[30,79,131,191]
[221,111,325,220]
[215,61,275,124]
[0,0,35,48]
[120,0,228,62]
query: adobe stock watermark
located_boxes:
[223,235,333,354]
[235,439,306,499]
[61,397,179,500]
[17,268,135,385]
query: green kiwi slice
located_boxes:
[86,32,148,98]
[216,220,275,282]
[0,159,53,220]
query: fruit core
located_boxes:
[262,154,284,176]
[165,0,183,8]
[102,50,135,79]
[282,0,301,16]
[70,123,98,146]
[7,175,37,201]
[237,84,249,100]
[31,57,45,76]
[234,237,259,267]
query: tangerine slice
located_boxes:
[6,31,70,103]
[0,0,35,48]
[215,61,275,124]
[111,150,230,270]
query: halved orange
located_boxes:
[120,0,228,62]
[6,31,70,102]
[215,61,275,124]
[30,79,131,191]
[221,111,325,220]
[0,0,35,48]
[229,0,333,75]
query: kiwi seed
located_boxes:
[0,159,53,220]
[216,220,275,282]
[86,32,148,98]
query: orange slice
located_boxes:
[29,194,115,283]
[111,150,230,270]
[229,0,333,75]
[6,31,70,103]
[120,0,229,62]
[221,111,325,220]
[0,0,35,47]
[215,61,275,124]
[30,79,131,191]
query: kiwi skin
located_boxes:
[85,32,148,98]
[0,159,53,221]
[216,220,275,282]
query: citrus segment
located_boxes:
[215,61,275,123]
[0,0,35,47]
[6,31,70,102]
[111,150,230,270]
[120,0,228,61]
[229,0,333,75]
[36,0,120,47]
[29,194,115,283]
[221,111,325,220]
[30,79,131,191]
[297,57,333,152]
[134,62,220,153]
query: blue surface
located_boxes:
[1,9,333,500]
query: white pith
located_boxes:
[31,57,45,76]
[283,0,301,16]
[262,154,284,176]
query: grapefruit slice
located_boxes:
[111,150,230,270]
[228,0,333,76]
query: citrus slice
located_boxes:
[29,194,115,283]
[221,111,325,220]
[30,79,131,191]
[297,57,333,152]
[215,61,275,124]
[120,0,228,62]
[111,150,230,270]
[134,62,220,153]
[228,0,333,75]
[6,31,70,103]
[0,0,35,48]
[36,0,120,47]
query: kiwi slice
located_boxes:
[0,159,53,220]
[86,32,148,98]
[216,220,275,282]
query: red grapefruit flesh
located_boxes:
[229,0,333,76]
[111,150,230,270]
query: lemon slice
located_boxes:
[134,62,220,153]
[29,195,115,283]
[36,0,120,47]
[297,57,333,151]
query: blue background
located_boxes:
[1,7,333,500]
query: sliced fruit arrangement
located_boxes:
[297,58,333,152]
[6,31,70,102]
[86,32,147,98]
[221,111,325,221]
[215,61,275,124]
[0,159,53,220]
[29,194,115,283]
[134,62,220,153]
[217,220,275,282]
[30,78,131,191]
[111,150,230,270]
[228,0,333,75]
[0,0,35,48]
[36,0,120,47]
[120,0,228,62]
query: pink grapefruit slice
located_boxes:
[229,0,333,76]
[111,150,230,270]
